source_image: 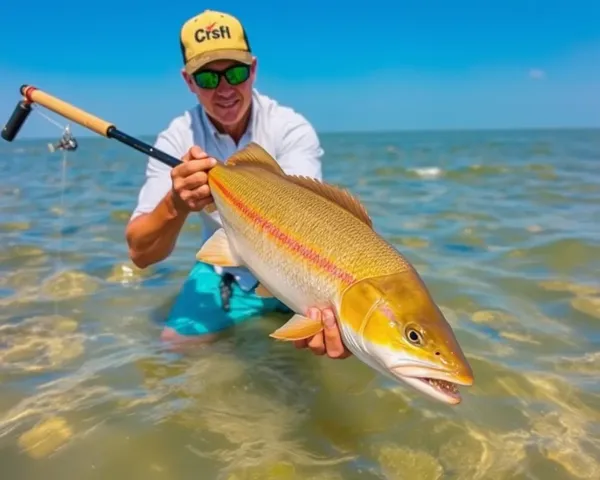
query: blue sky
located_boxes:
[1,0,599,138]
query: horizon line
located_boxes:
[8,125,600,142]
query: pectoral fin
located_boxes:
[195,228,242,267]
[204,201,217,214]
[254,283,274,298]
[269,314,324,341]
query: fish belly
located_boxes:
[220,214,336,314]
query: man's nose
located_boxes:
[216,78,235,95]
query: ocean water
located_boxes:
[0,127,599,479]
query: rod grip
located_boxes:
[20,85,114,137]
[1,100,33,142]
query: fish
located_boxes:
[196,142,474,405]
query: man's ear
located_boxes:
[250,57,258,80]
[181,69,196,93]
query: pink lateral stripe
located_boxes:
[212,177,355,285]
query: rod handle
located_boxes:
[20,85,114,137]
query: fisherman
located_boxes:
[125,9,351,359]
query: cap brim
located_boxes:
[185,50,252,74]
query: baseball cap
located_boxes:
[180,10,252,75]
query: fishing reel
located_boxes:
[0,96,78,154]
[48,125,78,153]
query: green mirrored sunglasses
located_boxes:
[193,64,250,89]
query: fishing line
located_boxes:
[33,106,65,131]
[32,105,76,315]
[53,145,69,316]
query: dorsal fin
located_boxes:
[225,142,285,175]
[225,143,373,228]
[285,175,373,228]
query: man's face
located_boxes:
[183,58,256,127]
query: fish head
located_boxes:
[338,269,474,405]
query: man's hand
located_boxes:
[171,146,217,212]
[293,307,352,359]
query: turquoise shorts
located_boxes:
[165,261,291,336]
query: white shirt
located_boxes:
[130,88,324,291]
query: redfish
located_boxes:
[196,143,474,404]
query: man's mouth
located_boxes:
[217,99,239,109]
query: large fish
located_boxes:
[196,142,474,405]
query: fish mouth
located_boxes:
[389,365,473,405]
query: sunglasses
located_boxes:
[192,64,251,89]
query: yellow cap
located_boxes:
[180,10,252,75]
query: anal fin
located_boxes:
[195,228,242,267]
[269,313,324,341]
[285,175,373,228]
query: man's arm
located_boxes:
[125,129,188,269]
[126,191,189,269]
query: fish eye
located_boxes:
[405,327,423,346]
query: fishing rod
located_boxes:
[1,84,183,168]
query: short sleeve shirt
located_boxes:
[130,88,324,291]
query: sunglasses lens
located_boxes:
[193,65,250,89]
[225,65,250,85]
[194,71,219,89]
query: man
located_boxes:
[125,9,350,359]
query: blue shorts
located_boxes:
[165,261,291,336]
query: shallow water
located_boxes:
[1,127,599,479]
